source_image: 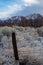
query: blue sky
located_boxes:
[0,0,43,19]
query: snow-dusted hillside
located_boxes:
[0,26,43,65]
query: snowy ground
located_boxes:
[0,26,43,65]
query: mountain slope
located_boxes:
[0,14,43,27]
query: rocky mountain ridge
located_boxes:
[0,14,43,27]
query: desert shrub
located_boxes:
[0,42,3,47]
[0,36,1,42]
[2,30,10,36]
[15,26,24,31]
[2,29,11,38]
[0,33,3,42]
[1,26,14,38]
[20,56,28,65]
[37,28,43,37]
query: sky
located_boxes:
[0,0,43,19]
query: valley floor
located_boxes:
[0,26,43,65]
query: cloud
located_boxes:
[0,0,43,19]
[0,4,22,19]
[23,0,39,6]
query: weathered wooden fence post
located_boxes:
[12,32,25,65]
[12,32,20,65]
